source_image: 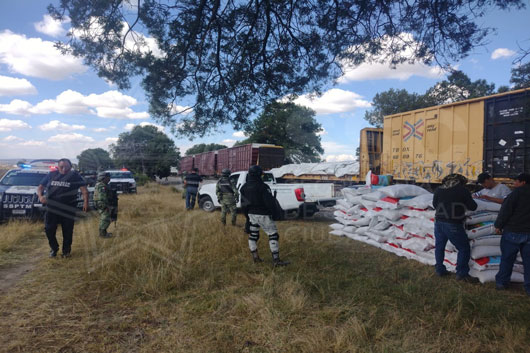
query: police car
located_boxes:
[105,169,137,194]
[0,160,94,222]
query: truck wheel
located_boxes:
[199,196,215,212]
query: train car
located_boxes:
[382,88,530,184]
[179,155,194,173]
[216,144,284,174]
[276,128,383,183]
[194,150,217,176]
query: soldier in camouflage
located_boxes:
[93,172,113,238]
[216,169,239,225]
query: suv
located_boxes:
[0,164,94,222]
[105,170,137,194]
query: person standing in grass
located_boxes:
[494,173,530,296]
[184,168,202,210]
[240,165,289,266]
[433,173,477,282]
[216,168,239,225]
[93,172,114,238]
[37,158,89,258]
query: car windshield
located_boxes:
[109,172,133,179]
[0,170,46,186]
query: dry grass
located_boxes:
[0,183,529,352]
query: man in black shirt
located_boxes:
[240,165,289,266]
[494,173,530,295]
[37,158,88,258]
[433,173,477,281]
[184,168,202,210]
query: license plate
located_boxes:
[117,191,123,194]
[12,209,26,215]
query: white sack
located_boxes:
[471,245,502,259]
[399,193,434,209]
[378,184,430,198]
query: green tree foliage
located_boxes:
[364,89,426,128]
[423,70,495,106]
[510,62,530,89]
[244,102,323,163]
[365,71,496,126]
[497,85,511,93]
[185,143,227,156]
[49,0,524,137]
[77,148,114,172]
[110,125,180,179]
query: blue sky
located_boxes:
[0,1,529,163]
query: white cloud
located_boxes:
[222,139,236,147]
[321,141,357,162]
[69,17,164,60]
[292,89,371,115]
[316,128,327,136]
[325,154,356,162]
[39,120,86,132]
[105,137,119,144]
[339,33,446,82]
[0,118,31,132]
[233,131,247,138]
[0,75,37,96]
[19,140,45,147]
[2,135,24,142]
[124,121,165,132]
[0,89,148,119]
[95,107,149,119]
[169,103,193,115]
[491,48,516,60]
[0,30,86,80]
[92,127,109,132]
[0,99,34,115]
[48,133,95,143]
[34,14,69,37]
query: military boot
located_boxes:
[250,250,263,263]
[272,252,290,267]
[99,229,113,238]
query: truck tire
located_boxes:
[199,196,215,212]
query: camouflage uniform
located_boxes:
[216,172,239,225]
[93,172,113,237]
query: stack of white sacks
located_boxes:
[329,184,525,284]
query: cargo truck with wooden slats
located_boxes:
[381,88,530,184]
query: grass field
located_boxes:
[0,183,528,353]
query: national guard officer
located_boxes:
[93,172,113,238]
[240,165,290,266]
[216,168,239,225]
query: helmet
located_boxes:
[97,172,110,181]
[248,165,263,176]
[222,168,231,176]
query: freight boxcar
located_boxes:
[217,144,284,174]
[179,155,194,173]
[382,88,530,184]
[181,144,284,176]
[276,128,383,183]
[195,150,217,176]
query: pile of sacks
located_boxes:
[329,184,525,284]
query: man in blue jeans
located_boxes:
[494,173,530,296]
[433,173,478,282]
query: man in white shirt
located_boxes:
[473,172,511,204]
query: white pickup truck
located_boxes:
[197,171,335,218]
